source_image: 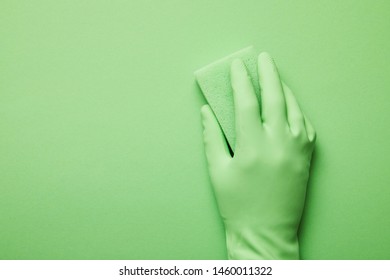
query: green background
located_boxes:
[1,0,389,259]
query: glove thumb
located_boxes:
[201,105,231,167]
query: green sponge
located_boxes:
[195,46,261,151]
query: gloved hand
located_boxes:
[201,52,316,260]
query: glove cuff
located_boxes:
[225,224,300,260]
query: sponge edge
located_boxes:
[195,46,260,151]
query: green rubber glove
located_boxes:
[201,52,316,260]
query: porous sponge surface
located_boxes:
[195,46,260,151]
